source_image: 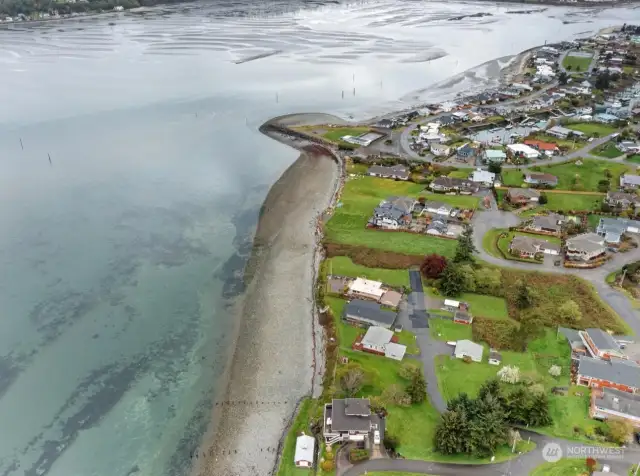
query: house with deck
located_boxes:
[343,300,397,329]
[323,398,381,444]
[590,388,640,427]
[429,176,478,194]
[605,191,640,209]
[370,196,416,229]
[367,164,410,180]
[509,235,560,258]
[596,217,640,245]
[565,233,607,262]
[525,213,564,234]
[506,188,541,206]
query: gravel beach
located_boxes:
[192,137,339,476]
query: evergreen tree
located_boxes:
[434,410,470,455]
[439,263,465,297]
[515,280,533,309]
[527,392,552,427]
[470,394,508,457]
[453,225,477,263]
[406,372,427,404]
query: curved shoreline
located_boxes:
[192,136,340,476]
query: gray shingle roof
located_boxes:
[586,328,620,352]
[566,233,605,253]
[508,188,540,200]
[578,356,640,389]
[558,327,582,343]
[594,388,640,419]
[344,300,397,327]
[329,398,372,432]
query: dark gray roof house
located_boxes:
[578,356,640,390]
[344,299,397,328]
[529,213,564,233]
[367,164,410,180]
[593,388,640,420]
[585,328,620,354]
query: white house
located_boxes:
[348,278,385,300]
[360,326,407,361]
[454,340,484,362]
[471,169,496,186]
[294,434,315,468]
[507,143,540,160]
[422,200,453,217]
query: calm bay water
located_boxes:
[1,1,640,475]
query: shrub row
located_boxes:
[324,243,424,269]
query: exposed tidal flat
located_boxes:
[2,2,640,476]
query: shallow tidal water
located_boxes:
[1,1,639,475]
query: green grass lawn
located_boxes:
[326,256,409,287]
[327,297,362,349]
[276,398,315,476]
[482,227,504,258]
[434,329,570,403]
[325,176,479,257]
[562,53,593,71]
[323,126,371,142]
[346,162,369,174]
[593,141,624,158]
[501,169,526,187]
[447,169,473,179]
[529,458,588,476]
[430,319,473,341]
[587,214,601,230]
[482,227,559,265]
[425,288,510,320]
[543,192,603,212]
[566,122,618,137]
[528,159,631,192]
[532,386,608,444]
[627,155,640,164]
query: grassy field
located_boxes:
[325,176,479,257]
[543,192,603,212]
[430,319,472,341]
[529,133,581,151]
[447,169,473,179]
[501,169,526,187]
[528,159,631,192]
[587,214,601,230]
[529,458,588,476]
[426,288,510,320]
[593,141,624,158]
[533,386,609,443]
[276,398,315,476]
[323,126,371,142]
[434,329,570,402]
[627,155,640,164]
[566,122,618,137]
[326,256,409,287]
[562,53,593,71]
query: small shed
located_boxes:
[443,299,460,311]
[294,433,315,468]
[488,350,502,366]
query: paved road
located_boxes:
[344,430,640,476]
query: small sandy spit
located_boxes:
[192,114,341,476]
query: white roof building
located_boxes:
[507,143,540,159]
[294,433,315,467]
[444,299,460,308]
[348,278,385,299]
[454,340,484,362]
[360,326,407,361]
[471,169,496,185]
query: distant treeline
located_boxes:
[0,0,190,18]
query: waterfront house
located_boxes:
[484,149,507,164]
[506,188,541,206]
[620,174,640,190]
[371,196,416,229]
[524,172,558,187]
[577,356,640,393]
[323,398,381,444]
[348,278,385,301]
[546,125,574,139]
[367,164,410,180]
[523,139,560,155]
[507,143,540,160]
[343,300,397,329]
[605,191,640,209]
[526,213,564,234]
[358,326,407,360]
[565,233,607,262]
[509,235,560,258]
[454,340,483,363]
[294,434,315,468]
[590,388,640,426]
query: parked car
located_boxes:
[374,430,381,445]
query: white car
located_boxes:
[373,430,381,445]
